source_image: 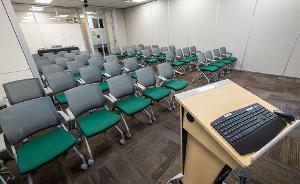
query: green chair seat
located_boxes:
[55,92,67,105]
[146,58,159,63]
[73,75,81,81]
[129,72,137,79]
[133,56,142,60]
[17,128,76,175]
[199,65,219,72]
[116,96,151,116]
[227,57,237,62]
[143,87,171,101]
[209,62,226,68]
[219,59,232,64]
[77,109,121,137]
[99,82,109,92]
[181,57,195,63]
[171,61,184,66]
[163,80,189,91]
[158,56,166,60]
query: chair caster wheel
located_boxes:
[152,117,157,122]
[120,139,125,145]
[126,133,132,139]
[168,107,173,111]
[81,163,88,170]
[172,105,176,109]
[148,119,153,125]
[77,138,83,144]
[88,159,94,166]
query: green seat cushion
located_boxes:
[227,57,237,62]
[219,59,232,64]
[55,92,67,105]
[116,96,151,116]
[209,62,226,68]
[99,82,109,92]
[199,65,219,72]
[129,72,137,79]
[181,57,195,63]
[73,75,81,81]
[100,68,106,75]
[158,56,166,60]
[17,128,76,175]
[163,80,189,91]
[171,61,184,66]
[146,58,159,63]
[133,56,142,60]
[143,87,171,101]
[77,109,121,137]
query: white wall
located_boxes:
[124,0,300,78]
[112,9,128,47]
[0,0,33,98]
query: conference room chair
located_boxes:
[166,51,185,74]
[79,66,109,92]
[135,67,172,111]
[45,71,77,107]
[190,46,199,55]
[41,64,65,83]
[2,78,45,106]
[106,74,155,125]
[90,52,102,58]
[175,49,194,71]
[42,53,54,57]
[123,58,140,79]
[152,48,166,61]
[64,84,127,166]
[182,47,198,62]
[80,51,90,58]
[212,48,234,71]
[88,57,106,75]
[57,51,68,55]
[137,44,144,49]
[204,50,226,75]
[152,45,159,49]
[192,52,220,84]
[47,55,61,64]
[113,47,122,55]
[0,97,88,184]
[136,46,143,56]
[130,45,137,51]
[160,47,169,55]
[105,55,119,63]
[32,54,44,61]
[34,59,52,74]
[142,49,159,65]
[220,46,237,62]
[144,46,152,53]
[66,61,85,81]
[75,55,89,66]
[168,45,176,52]
[64,53,76,60]
[122,46,129,52]
[156,62,189,109]
[126,48,142,60]
[71,50,80,55]
[103,61,123,78]
[55,57,71,69]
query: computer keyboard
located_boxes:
[211,103,287,155]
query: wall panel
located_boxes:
[152,0,169,46]
[284,30,300,78]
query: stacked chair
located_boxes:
[79,66,109,92]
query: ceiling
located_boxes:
[11,0,152,9]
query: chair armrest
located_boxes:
[158,76,168,82]
[174,70,183,75]
[44,87,53,95]
[123,68,130,72]
[104,94,118,104]
[58,110,71,123]
[41,75,46,81]
[138,63,145,67]
[207,59,217,62]
[103,72,111,78]
[134,83,146,91]
[80,79,86,85]
[65,108,76,121]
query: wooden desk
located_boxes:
[174,79,296,184]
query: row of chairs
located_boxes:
[0,61,189,184]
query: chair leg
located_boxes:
[83,137,95,166]
[72,146,88,170]
[144,109,153,124]
[27,173,33,184]
[192,73,201,83]
[164,97,172,111]
[148,106,156,121]
[120,114,131,138]
[115,125,125,145]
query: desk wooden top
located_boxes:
[175,80,290,167]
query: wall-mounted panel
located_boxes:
[214,0,257,69]
[152,0,169,46]
[137,3,153,46]
[243,0,300,75]
[284,32,300,78]
[125,7,141,45]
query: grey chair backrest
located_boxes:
[65,84,106,117]
[168,45,176,51]
[152,45,159,49]
[136,67,156,87]
[104,61,122,77]
[182,47,191,56]
[105,55,118,62]
[107,74,135,99]
[152,48,162,55]
[130,45,137,51]
[220,47,226,55]
[67,61,85,76]
[144,46,152,53]
[90,52,102,58]
[161,47,168,53]
[197,53,207,64]
[75,56,88,65]
[41,64,64,75]
[204,50,214,60]
[0,96,60,145]
[175,49,183,58]
[136,47,143,53]
[79,66,103,84]
[46,71,76,94]
[47,54,61,63]
[190,46,197,54]
[166,51,175,62]
[80,51,90,58]
[113,47,121,55]
[32,54,45,61]
[122,46,129,51]
[35,59,52,73]
[88,57,104,70]
[213,49,221,58]
[55,57,71,69]
[3,78,45,105]
[157,62,174,80]
[71,50,80,55]
[43,53,54,57]
[126,48,136,57]
[64,53,76,60]
[142,49,151,59]
[57,51,67,55]
[137,44,144,49]
[124,58,139,72]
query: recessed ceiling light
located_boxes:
[35,0,53,4]
[132,0,147,2]
[22,20,32,23]
[23,16,34,20]
[48,17,58,20]
[54,15,69,18]
[29,7,44,11]
[86,11,96,15]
